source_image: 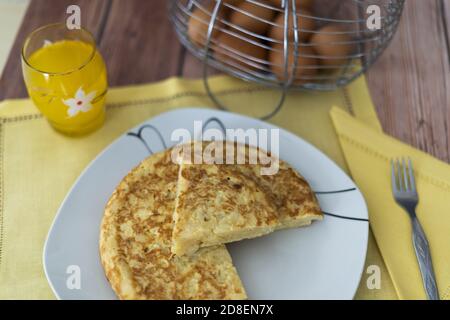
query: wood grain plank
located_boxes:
[366,0,450,162]
[98,0,184,86]
[442,0,450,64]
[0,0,110,100]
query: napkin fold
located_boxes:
[331,107,450,300]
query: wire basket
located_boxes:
[170,0,404,119]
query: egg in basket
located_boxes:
[170,0,404,117]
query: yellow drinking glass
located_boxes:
[22,23,108,136]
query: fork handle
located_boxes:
[412,217,439,300]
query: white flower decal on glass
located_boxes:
[62,87,96,118]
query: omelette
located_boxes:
[171,141,323,256]
[99,149,246,299]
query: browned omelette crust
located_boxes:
[172,141,322,256]
[99,149,246,300]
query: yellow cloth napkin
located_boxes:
[0,74,394,299]
[331,107,450,300]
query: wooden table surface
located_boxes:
[1,0,449,161]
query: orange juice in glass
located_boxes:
[22,23,108,136]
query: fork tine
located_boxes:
[396,159,403,191]
[391,159,398,192]
[402,158,409,190]
[408,158,417,193]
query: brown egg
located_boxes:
[269,44,318,84]
[215,31,267,72]
[309,24,354,67]
[269,9,315,42]
[229,0,276,35]
[269,0,314,9]
[188,3,227,47]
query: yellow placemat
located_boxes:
[331,107,450,300]
[0,75,394,299]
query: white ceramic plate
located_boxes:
[43,108,368,300]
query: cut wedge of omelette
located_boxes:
[100,149,246,299]
[171,141,323,256]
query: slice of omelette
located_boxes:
[171,141,323,256]
[100,149,246,299]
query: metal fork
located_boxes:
[391,158,439,300]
